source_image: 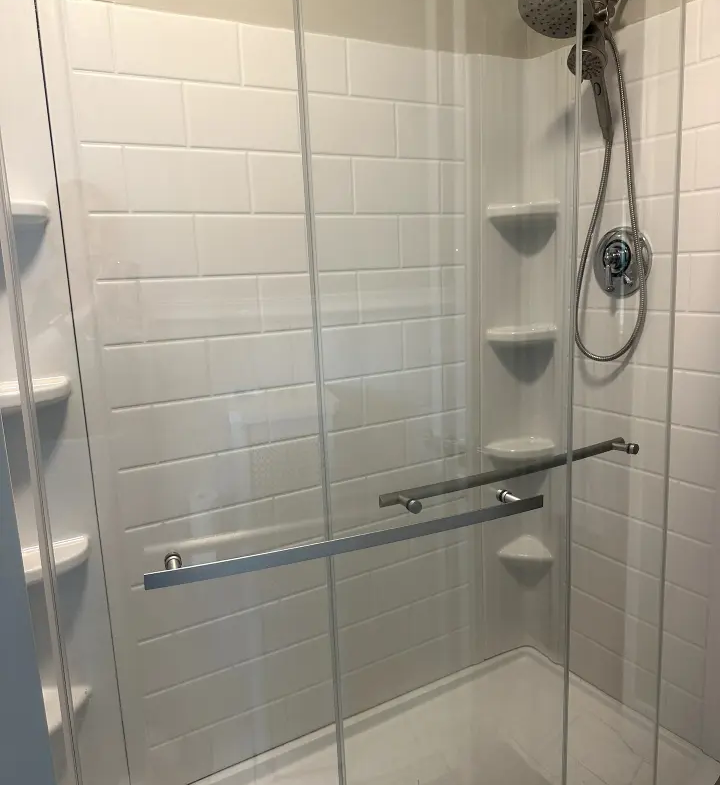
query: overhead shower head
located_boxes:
[518,0,593,39]
[519,3,615,145]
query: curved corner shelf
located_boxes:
[44,685,91,736]
[486,200,560,223]
[484,436,556,462]
[0,375,71,414]
[498,535,553,567]
[12,200,50,227]
[23,535,90,585]
[486,324,558,346]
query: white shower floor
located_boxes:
[209,648,720,785]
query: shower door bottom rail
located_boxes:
[379,436,640,513]
[143,494,543,590]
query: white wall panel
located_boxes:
[573,1,720,753]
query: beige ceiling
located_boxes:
[105,0,692,57]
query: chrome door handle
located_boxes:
[144,494,544,591]
[380,436,639,514]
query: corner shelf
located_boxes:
[486,200,560,223]
[12,200,50,227]
[486,324,558,346]
[23,535,90,585]
[0,375,71,414]
[44,684,91,736]
[484,436,556,462]
[498,535,553,567]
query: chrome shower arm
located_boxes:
[594,0,621,23]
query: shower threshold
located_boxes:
[201,648,720,785]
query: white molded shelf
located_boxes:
[23,535,90,585]
[44,685,91,736]
[484,436,556,462]
[498,535,553,567]
[486,324,558,346]
[486,200,560,223]
[0,375,71,413]
[12,200,50,227]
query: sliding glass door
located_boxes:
[136,1,579,782]
[24,0,588,782]
[298,2,576,781]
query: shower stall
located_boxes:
[2,0,718,784]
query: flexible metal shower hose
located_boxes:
[574,29,647,362]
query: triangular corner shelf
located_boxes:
[23,535,90,585]
[486,200,560,223]
[0,375,71,414]
[498,535,553,585]
[44,684,91,736]
[12,200,50,227]
[483,436,556,462]
[498,535,553,566]
[486,324,558,347]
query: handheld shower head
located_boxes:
[568,23,614,142]
[518,0,593,39]
[567,21,607,79]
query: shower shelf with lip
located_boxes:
[486,200,560,224]
[486,324,558,346]
[498,535,553,567]
[44,684,91,736]
[0,375,71,413]
[498,534,554,583]
[483,436,556,462]
[22,535,90,585]
[11,199,50,227]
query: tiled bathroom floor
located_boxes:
[214,649,720,785]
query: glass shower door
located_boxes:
[33,0,342,782]
[297,3,577,781]
[138,5,577,779]
[29,0,591,782]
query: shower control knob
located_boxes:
[604,262,615,292]
[604,240,630,271]
[602,239,631,291]
[594,227,652,299]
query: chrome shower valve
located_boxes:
[594,227,652,299]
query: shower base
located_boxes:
[204,648,720,785]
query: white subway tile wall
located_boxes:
[573,1,720,748]
[65,3,469,784]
